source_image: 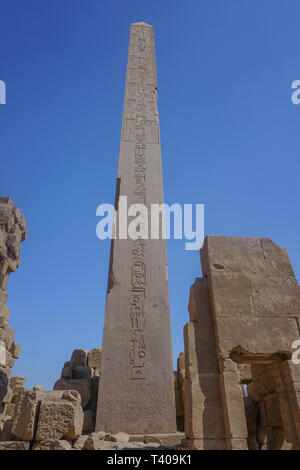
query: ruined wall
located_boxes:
[53,347,102,434]
[0,197,27,431]
[184,236,300,450]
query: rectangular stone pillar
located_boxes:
[95,23,176,434]
[184,278,226,450]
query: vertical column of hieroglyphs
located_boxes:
[96,23,176,434]
[121,23,158,382]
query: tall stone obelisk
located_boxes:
[96,22,176,434]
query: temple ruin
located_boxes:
[183,236,300,450]
[0,23,300,450]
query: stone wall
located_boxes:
[184,236,300,450]
[0,197,27,434]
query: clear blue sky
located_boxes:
[1,0,299,389]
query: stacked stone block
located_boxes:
[53,347,102,434]
[184,236,300,450]
[0,197,27,434]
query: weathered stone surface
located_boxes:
[10,376,26,390]
[10,342,21,359]
[144,433,184,446]
[110,432,130,443]
[82,432,116,450]
[229,439,248,450]
[184,287,225,443]
[117,441,161,450]
[35,393,83,441]
[5,402,15,417]
[32,440,72,450]
[189,438,226,450]
[11,390,40,440]
[217,316,298,359]
[0,415,13,441]
[0,440,30,450]
[54,378,92,408]
[184,236,300,450]
[219,365,248,440]
[73,435,88,450]
[53,348,99,415]
[11,389,82,443]
[0,199,27,430]
[87,348,102,375]
[96,22,176,435]
[128,434,145,442]
[71,349,88,365]
[2,385,13,404]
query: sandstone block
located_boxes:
[0,290,8,307]
[36,397,83,441]
[219,370,248,439]
[0,416,13,441]
[144,433,184,446]
[53,378,92,408]
[82,432,103,450]
[0,328,14,351]
[87,348,102,371]
[216,316,299,358]
[210,274,255,318]
[10,376,26,389]
[0,317,8,329]
[128,434,145,442]
[251,278,300,318]
[188,278,211,322]
[10,342,21,359]
[71,349,88,366]
[201,236,264,277]
[11,390,39,440]
[0,441,30,450]
[5,402,15,417]
[32,440,72,450]
[228,438,248,450]
[110,432,130,443]
[190,438,226,450]
[73,435,88,450]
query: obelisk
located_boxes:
[96,22,176,434]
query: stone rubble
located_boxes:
[0,197,27,440]
[53,347,102,434]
